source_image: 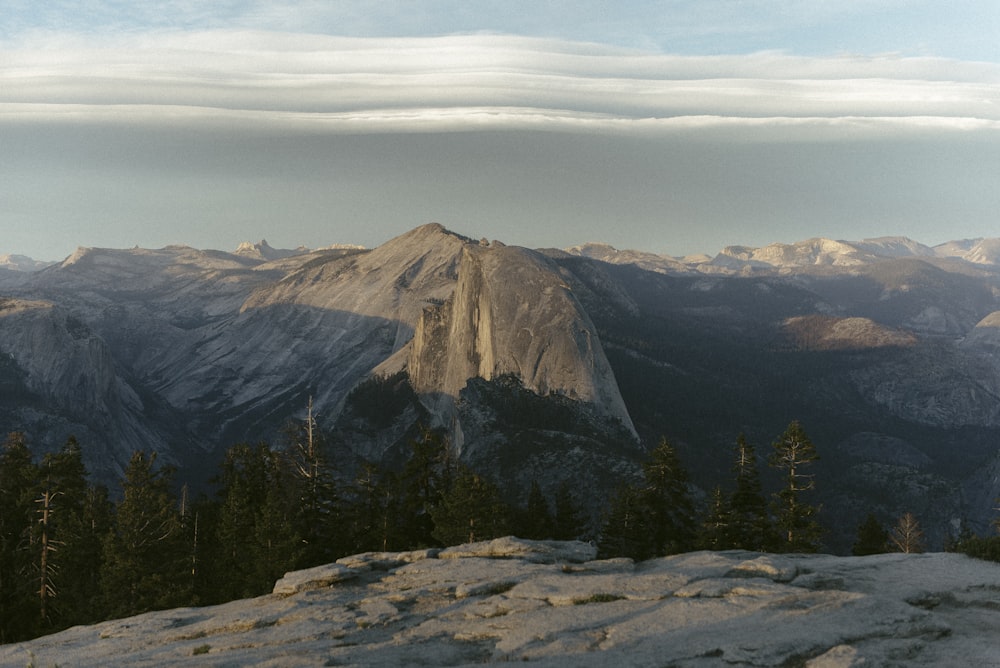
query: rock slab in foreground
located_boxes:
[3,538,1000,667]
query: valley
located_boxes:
[3,225,1000,552]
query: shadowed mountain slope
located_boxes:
[3,227,1000,549]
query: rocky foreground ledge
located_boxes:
[3,537,999,667]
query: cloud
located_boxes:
[5,1,998,61]
[2,32,999,261]
[3,33,999,132]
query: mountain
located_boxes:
[0,253,55,272]
[3,226,1000,550]
[232,239,310,261]
[0,225,638,500]
[934,238,1000,265]
[562,242,694,275]
[407,239,634,432]
[564,235,997,275]
[3,537,999,667]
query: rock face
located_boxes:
[0,298,172,480]
[0,253,54,272]
[4,539,999,667]
[408,242,635,435]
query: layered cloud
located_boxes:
[5,1,999,60]
[4,33,1000,135]
[2,32,999,260]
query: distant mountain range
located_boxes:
[4,226,1000,551]
[562,235,1000,274]
[11,234,1000,277]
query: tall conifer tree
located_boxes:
[598,484,652,559]
[517,480,555,540]
[0,432,39,642]
[641,437,697,555]
[769,421,823,553]
[553,480,586,541]
[395,428,449,548]
[284,398,338,565]
[852,512,888,556]
[698,486,730,551]
[101,451,189,618]
[212,442,301,602]
[727,433,774,551]
[431,464,510,546]
[33,437,93,631]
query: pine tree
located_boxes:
[284,398,338,565]
[100,451,189,618]
[699,486,730,551]
[598,484,652,559]
[346,460,396,554]
[852,512,889,556]
[726,433,775,551]
[395,428,449,548]
[769,421,823,553]
[431,464,510,546]
[641,437,697,555]
[0,432,40,642]
[212,442,301,602]
[516,480,554,540]
[889,512,925,554]
[32,437,93,632]
[552,480,586,541]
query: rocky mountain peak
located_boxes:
[720,237,870,269]
[855,236,934,258]
[233,239,309,261]
[0,253,54,272]
[563,242,692,274]
[407,241,635,436]
[937,238,1000,265]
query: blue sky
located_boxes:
[2,1,999,260]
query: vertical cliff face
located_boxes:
[408,242,635,436]
[0,298,174,480]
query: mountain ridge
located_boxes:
[0,224,637,493]
[3,225,1000,549]
[12,232,1000,277]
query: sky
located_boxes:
[2,1,999,261]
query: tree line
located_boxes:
[2,418,998,644]
[599,421,824,559]
[0,422,588,644]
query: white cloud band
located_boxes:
[3,32,999,134]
